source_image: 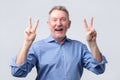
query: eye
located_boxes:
[61,18,67,22]
[51,18,57,22]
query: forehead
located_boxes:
[49,10,68,18]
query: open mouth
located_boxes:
[55,27,63,31]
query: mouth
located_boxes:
[55,27,63,32]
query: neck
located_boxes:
[54,36,66,44]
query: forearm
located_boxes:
[16,41,32,65]
[88,41,102,62]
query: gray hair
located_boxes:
[49,6,70,19]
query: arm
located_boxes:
[16,18,39,65]
[83,17,102,62]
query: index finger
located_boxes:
[28,17,32,28]
[84,18,88,30]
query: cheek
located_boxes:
[63,23,70,29]
[48,23,55,30]
[49,27,54,32]
[51,23,57,28]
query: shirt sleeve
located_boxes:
[82,44,107,74]
[10,45,37,77]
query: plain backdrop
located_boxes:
[0,0,120,80]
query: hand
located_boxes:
[24,17,39,42]
[84,17,97,42]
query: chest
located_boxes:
[38,44,82,68]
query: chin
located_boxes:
[54,33,65,38]
[58,35,66,39]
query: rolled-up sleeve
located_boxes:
[10,57,29,77]
[88,55,107,74]
[82,44,107,75]
[10,46,37,77]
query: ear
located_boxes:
[67,20,71,29]
[47,21,50,29]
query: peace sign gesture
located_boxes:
[24,18,39,42]
[84,17,97,42]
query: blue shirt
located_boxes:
[11,35,107,80]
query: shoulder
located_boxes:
[68,38,85,46]
[66,38,87,50]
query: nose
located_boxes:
[56,20,61,26]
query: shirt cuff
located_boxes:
[91,56,108,68]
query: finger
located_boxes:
[33,19,39,32]
[28,17,32,29]
[25,27,31,35]
[84,18,88,30]
[93,30,97,36]
[89,17,94,27]
[91,28,95,32]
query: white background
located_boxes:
[0,0,120,80]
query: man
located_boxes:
[11,6,107,80]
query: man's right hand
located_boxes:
[16,18,39,65]
[24,17,39,43]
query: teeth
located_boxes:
[55,27,63,31]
